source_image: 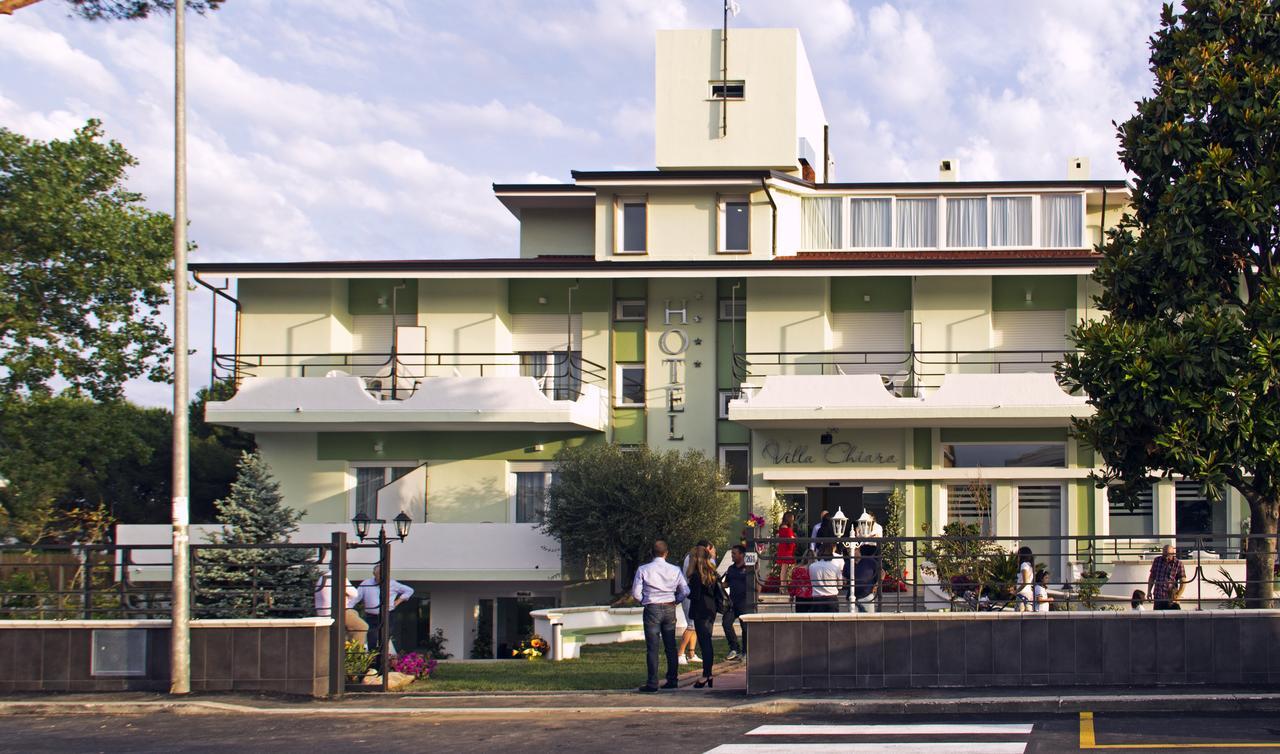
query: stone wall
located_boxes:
[0,618,333,697]
[742,610,1280,694]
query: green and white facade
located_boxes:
[120,28,1248,655]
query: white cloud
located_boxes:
[0,16,120,94]
[422,99,599,142]
[744,0,857,50]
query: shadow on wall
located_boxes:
[425,478,510,523]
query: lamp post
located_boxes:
[350,510,412,690]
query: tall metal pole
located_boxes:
[170,0,191,696]
[720,0,728,137]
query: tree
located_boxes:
[0,120,173,404]
[1061,0,1280,606]
[0,0,222,19]
[194,452,316,618]
[540,443,737,594]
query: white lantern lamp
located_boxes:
[831,507,849,539]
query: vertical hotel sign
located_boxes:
[661,299,688,440]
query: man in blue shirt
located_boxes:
[631,540,689,692]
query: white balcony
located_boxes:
[115,522,563,583]
[205,374,607,432]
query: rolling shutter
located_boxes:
[991,310,1066,372]
[830,311,909,375]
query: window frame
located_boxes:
[1039,191,1087,249]
[718,298,745,321]
[717,194,752,254]
[893,195,940,249]
[708,80,746,100]
[718,445,750,491]
[614,195,648,255]
[846,196,895,250]
[348,461,421,520]
[509,463,558,524]
[987,194,1037,248]
[615,362,646,408]
[614,299,647,322]
[717,389,742,419]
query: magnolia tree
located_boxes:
[540,443,738,594]
[1062,0,1280,606]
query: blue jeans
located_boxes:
[642,603,678,687]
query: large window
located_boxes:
[616,363,645,407]
[352,465,415,519]
[1041,194,1083,247]
[801,197,842,249]
[942,443,1066,468]
[990,196,1033,246]
[514,469,558,524]
[849,198,892,247]
[719,446,749,490]
[945,197,987,247]
[895,197,937,247]
[719,195,750,252]
[617,197,647,254]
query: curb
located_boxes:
[3,692,1280,717]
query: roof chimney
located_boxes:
[938,159,957,182]
[1068,156,1090,180]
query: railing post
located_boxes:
[329,532,347,698]
[379,534,391,692]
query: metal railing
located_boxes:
[733,348,1071,397]
[739,532,1279,613]
[212,350,608,401]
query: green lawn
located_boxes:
[416,637,735,692]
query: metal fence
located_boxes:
[741,532,1280,613]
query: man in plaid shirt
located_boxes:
[1146,545,1186,610]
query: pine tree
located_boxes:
[193,452,318,618]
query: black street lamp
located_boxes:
[348,509,412,691]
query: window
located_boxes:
[1041,194,1083,247]
[1110,487,1154,537]
[947,483,993,535]
[895,197,937,248]
[514,469,558,524]
[1175,480,1226,546]
[616,363,645,407]
[614,299,646,321]
[616,197,647,254]
[719,446,749,490]
[718,389,742,419]
[352,464,415,519]
[849,198,892,247]
[801,197,842,249]
[718,298,745,321]
[520,351,582,400]
[710,80,745,99]
[945,197,987,247]
[1017,484,1062,542]
[719,195,750,253]
[942,443,1066,468]
[990,196,1033,247]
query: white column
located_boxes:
[994,482,1017,541]
[1094,485,1110,537]
[1155,479,1176,545]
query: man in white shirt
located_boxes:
[808,544,844,613]
[355,564,414,657]
[315,571,368,647]
[631,540,689,692]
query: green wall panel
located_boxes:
[348,279,418,315]
[614,278,647,298]
[717,420,749,444]
[317,431,599,462]
[939,428,1068,443]
[991,275,1076,311]
[831,277,912,312]
[613,322,645,362]
[509,279,610,314]
[611,408,646,445]
[717,320,746,389]
[913,482,930,535]
[913,428,932,469]
[717,277,747,297]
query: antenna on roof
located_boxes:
[720,0,740,137]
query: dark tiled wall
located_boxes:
[746,613,1280,694]
[0,626,330,697]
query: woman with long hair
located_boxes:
[776,511,797,592]
[685,544,723,688]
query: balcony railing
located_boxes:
[733,348,1072,397]
[213,350,607,402]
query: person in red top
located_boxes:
[776,511,797,592]
[789,550,815,612]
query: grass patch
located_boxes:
[415,637,735,692]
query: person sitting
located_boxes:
[1131,589,1146,611]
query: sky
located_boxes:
[0,0,1165,408]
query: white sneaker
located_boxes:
[677,654,688,665]
[725,650,740,661]
[688,655,700,663]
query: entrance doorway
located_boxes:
[801,484,894,536]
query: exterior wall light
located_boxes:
[831,507,849,538]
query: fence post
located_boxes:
[379,535,391,692]
[329,532,347,698]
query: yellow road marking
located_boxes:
[1079,711,1280,749]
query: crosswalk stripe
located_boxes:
[747,723,1034,736]
[705,744,1027,754]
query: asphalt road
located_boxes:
[2,711,1280,753]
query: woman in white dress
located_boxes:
[1015,546,1035,612]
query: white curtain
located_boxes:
[849,198,892,247]
[946,197,987,247]
[1041,194,1083,247]
[991,197,1032,246]
[895,198,937,247]
[802,197,842,249]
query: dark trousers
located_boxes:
[693,615,716,678]
[642,603,678,687]
[810,596,839,613]
[722,604,745,654]
[365,610,384,654]
[1154,599,1181,610]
